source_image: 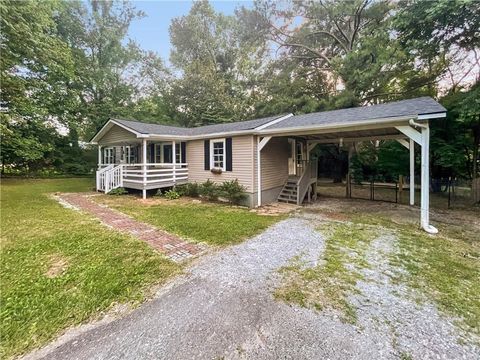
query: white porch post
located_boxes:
[257,137,262,207]
[142,138,147,199]
[98,145,102,168]
[410,138,415,205]
[172,141,176,184]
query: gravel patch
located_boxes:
[24,215,480,360]
[350,232,480,359]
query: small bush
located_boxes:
[155,189,163,197]
[199,179,221,201]
[220,179,247,205]
[164,189,180,200]
[176,182,200,197]
[108,187,128,196]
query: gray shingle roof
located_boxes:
[109,97,445,138]
[267,97,446,130]
[113,114,287,137]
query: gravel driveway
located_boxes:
[26,216,479,360]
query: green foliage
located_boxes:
[219,179,247,205]
[164,189,180,200]
[199,179,221,201]
[176,182,200,197]
[108,187,128,196]
[0,178,179,358]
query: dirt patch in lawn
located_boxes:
[44,255,69,278]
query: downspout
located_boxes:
[409,119,438,234]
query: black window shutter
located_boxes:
[204,140,210,170]
[149,143,155,163]
[113,147,116,164]
[226,137,233,171]
[181,142,186,166]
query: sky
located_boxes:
[128,1,254,64]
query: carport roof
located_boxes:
[266,97,446,131]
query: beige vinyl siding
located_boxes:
[187,136,255,192]
[260,137,289,191]
[98,125,137,145]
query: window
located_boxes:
[154,143,182,164]
[175,145,182,164]
[155,144,163,163]
[104,147,114,164]
[121,146,136,163]
[210,139,225,170]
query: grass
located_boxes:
[325,210,480,335]
[96,195,283,246]
[0,178,180,359]
[274,221,378,323]
[275,203,479,335]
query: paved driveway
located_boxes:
[27,216,479,360]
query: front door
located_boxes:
[163,144,172,163]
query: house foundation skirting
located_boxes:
[248,185,284,208]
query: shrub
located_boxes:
[108,187,128,195]
[176,182,200,197]
[220,179,247,205]
[164,189,180,200]
[199,179,221,201]
[155,189,163,197]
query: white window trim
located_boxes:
[154,143,163,163]
[121,145,136,164]
[153,142,182,164]
[104,147,114,164]
[210,138,226,171]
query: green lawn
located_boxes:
[96,195,283,246]
[0,178,180,359]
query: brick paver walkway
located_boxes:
[57,193,206,262]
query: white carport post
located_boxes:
[256,136,272,207]
[397,138,415,206]
[396,121,437,234]
[142,138,147,199]
[409,139,415,205]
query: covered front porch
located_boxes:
[96,138,188,198]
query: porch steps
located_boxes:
[277,177,299,204]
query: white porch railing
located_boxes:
[96,163,188,193]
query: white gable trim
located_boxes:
[254,113,294,130]
[90,119,144,144]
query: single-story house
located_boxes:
[90,96,446,233]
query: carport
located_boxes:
[255,97,447,233]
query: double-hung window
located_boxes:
[104,147,115,164]
[210,139,225,170]
[121,146,135,164]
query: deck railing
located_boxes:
[96,163,188,193]
[296,160,318,205]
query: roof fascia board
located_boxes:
[254,113,294,130]
[255,115,418,136]
[417,112,446,120]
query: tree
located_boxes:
[168,0,257,126]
